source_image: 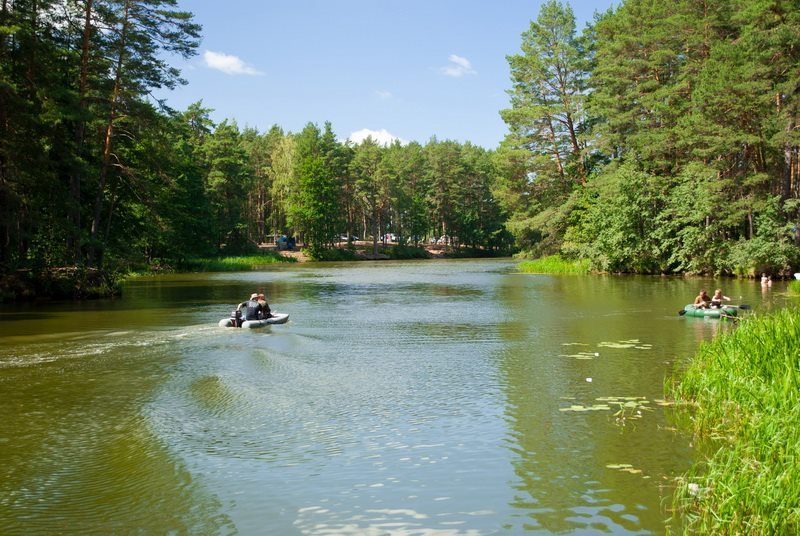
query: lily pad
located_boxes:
[559,351,598,360]
[598,342,637,349]
[606,463,644,475]
[606,463,633,469]
[597,339,653,350]
[559,404,611,412]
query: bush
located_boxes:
[308,248,359,261]
[385,246,430,260]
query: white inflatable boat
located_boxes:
[218,313,289,328]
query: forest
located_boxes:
[1,0,799,299]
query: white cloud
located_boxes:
[203,50,263,76]
[375,90,393,100]
[441,54,476,77]
[349,128,406,146]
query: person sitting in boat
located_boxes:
[693,289,711,308]
[709,289,730,308]
[237,293,264,321]
[257,293,272,319]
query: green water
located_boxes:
[0,260,789,534]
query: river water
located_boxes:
[0,260,788,534]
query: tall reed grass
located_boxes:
[180,253,295,272]
[669,307,800,534]
[789,279,800,295]
[517,254,590,274]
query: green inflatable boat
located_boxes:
[681,304,738,318]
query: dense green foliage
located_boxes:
[0,0,511,294]
[669,307,800,534]
[3,0,799,297]
[501,0,800,276]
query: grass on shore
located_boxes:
[517,254,590,274]
[789,279,800,294]
[180,252,295,272]
[668,307,800,534]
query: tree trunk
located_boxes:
[372,204,379,257]
[69,0,94,263]
[89,0,130,267]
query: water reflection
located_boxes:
[0,332,232,534]
[493,274,732,533]
[0,262,790,533]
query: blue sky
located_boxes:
[159,1,617,149]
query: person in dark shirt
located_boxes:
[237,293,264,321]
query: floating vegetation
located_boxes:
[559,351,599,360]
[598,339,653,350]
[558,396,653,426]
[606,463,644,475]
[559,404,611,412]
[560,339,653,353]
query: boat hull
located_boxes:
[683,305,737,318]
[219,313,289,328]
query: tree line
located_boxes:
[2,0,798,286]
[0,0,510,280]
[500,0,800,276]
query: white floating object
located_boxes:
[586,377,593,382]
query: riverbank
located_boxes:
[0,244,505,302]
[0,266,120,302]
[669,307,800,534]
[272,241,500,262]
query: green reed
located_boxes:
[181,253,295,272]
[789,279,800,295]
[669,307,800,534]
[517,254,590,274]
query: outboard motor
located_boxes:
[230,309,243,328]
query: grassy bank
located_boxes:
[517,254,590,274]
[669,307,800,534]
[179,252,296,272]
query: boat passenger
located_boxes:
[693,289,711,308]
[257,293,272,319]
[237,293,264,321]
[709,289,730,308]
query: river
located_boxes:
[0,259,788,534]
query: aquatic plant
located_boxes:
[788,279,800,295]
[669,307,800,534]
[180,253,295,271]
[517,255,590,274]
